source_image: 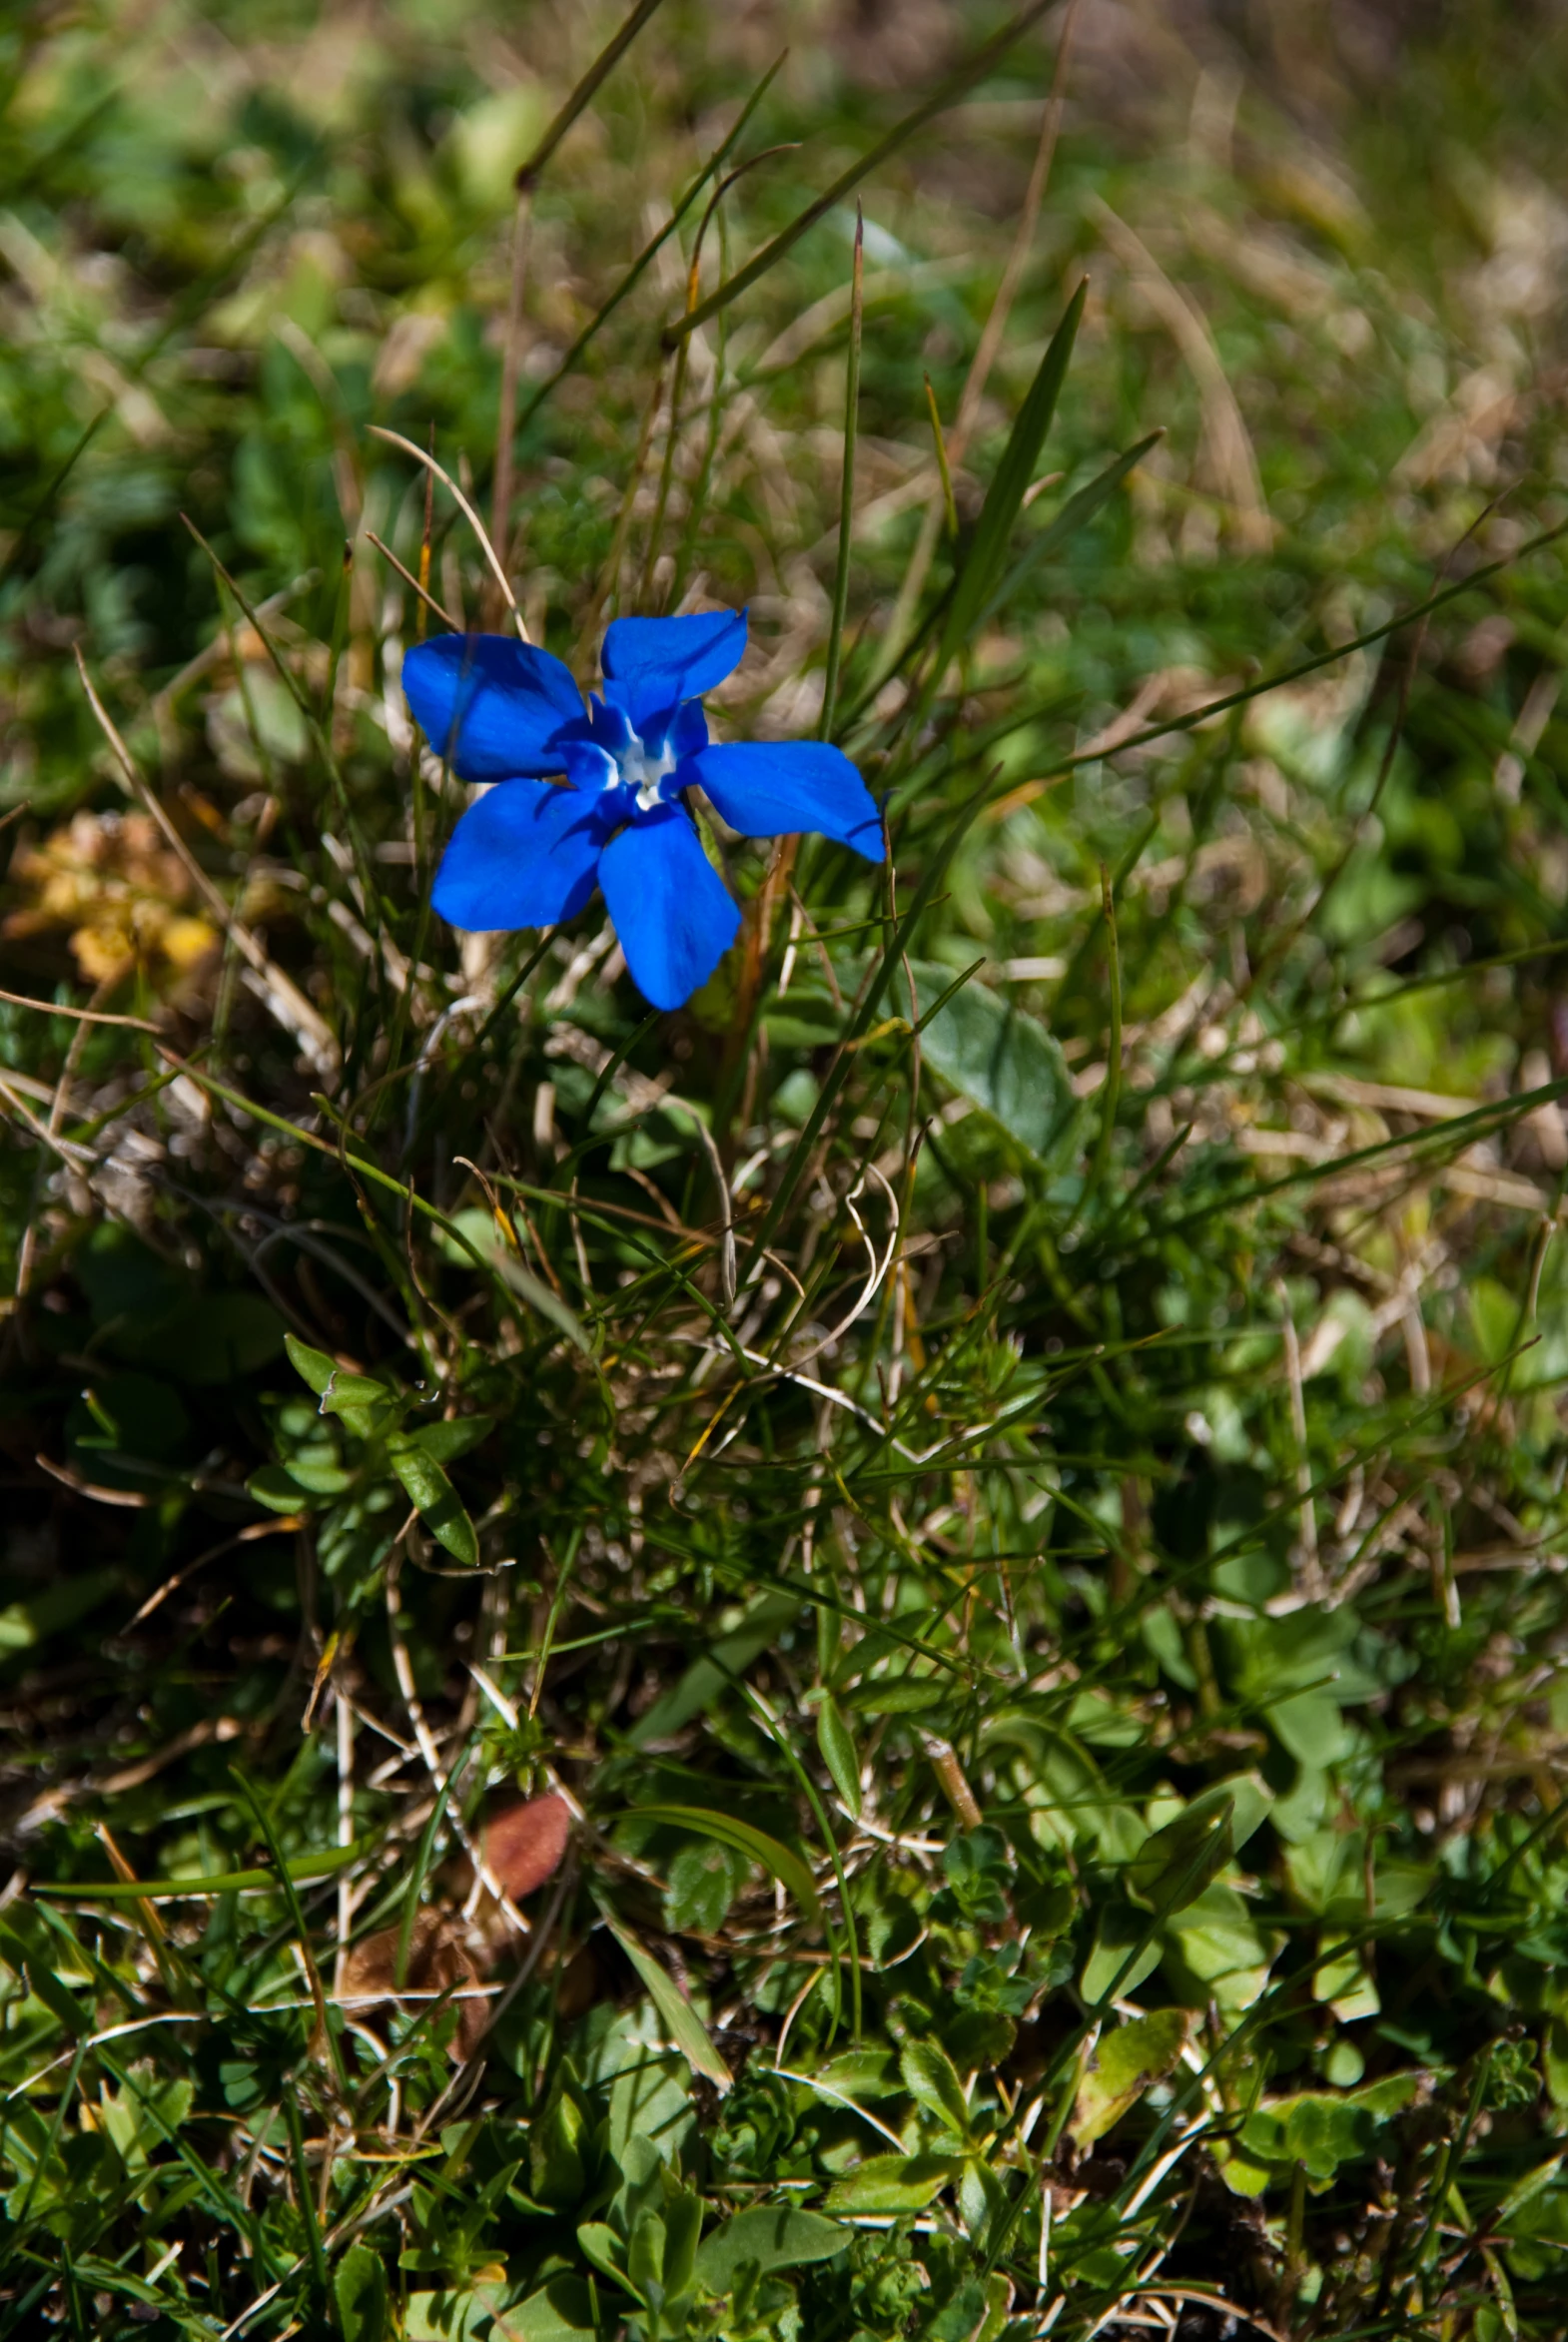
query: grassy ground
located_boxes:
[4,1,1568,2335]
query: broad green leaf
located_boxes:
[487,2278,596,2342]
[625,1804,821,1923]
[816,2047,904,2098]
[403,2292,490,2342]
[937,277,1087,668]
[825,2152,960,2214]
[97,2065,193,2170]
[1239,2079,1415,2187]
[662,2180,704,2300]
[627,2208,667,2299]
[1127,1795,1233,1916]
[901,2038,971,2138]
[334,2244,389,2342]
[816,1694,861,1819]
[389,1447,479,1566]
[928,2273,1012,2342]
[1081,1900,1162,2002]
[695,2205,846,2292]
[910,964,1075,1165]
[608,2046,692,2172]
[529,2080,587,2207]
[958,2153,1006,2248]
[1266,1688,1352,1768]
[1074,2007,1189,2146]
[663,1839,747,1936]
[1164,1883,1279,2016]
[576,2221,631,2290]
[604,1917,732,2089]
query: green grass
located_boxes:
[4,3,1568,2337]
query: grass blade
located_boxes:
[936,277,1087,672]
[602,1915,733,2088]
[821,205,864,739]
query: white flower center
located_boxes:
[616,732,678,813]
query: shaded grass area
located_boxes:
[4,2,1568,2336]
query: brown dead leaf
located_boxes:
[483,1792,571,1900]
[341,1908,486,2061]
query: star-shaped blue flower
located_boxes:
[402,609,884,1011]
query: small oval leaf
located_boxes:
[390,1449,479,1566]
[816,1695,862,1819]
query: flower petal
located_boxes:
[598,805,739,1011]
[690,741,885,861]
[432,780,602,931]
[403,634,584,780]
[600,609,748,736]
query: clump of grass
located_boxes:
[4,4,1568,2339]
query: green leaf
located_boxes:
[1266,1689,1352,1768]
[487,2278,596,2342]
[695,2206,846,2292]
[627,2208,667,2300]
[929,2273,1012,2342]
[936,277,1086,668]
[1080,1899,1162,2002]
[627,1803,821,1922]
[1074,2007,1189,2147]
[404,2293,491,2342]
[245,1462,324,1513]
[815,2047,905,2098]
[958,2153,1007,2248]
[334,2244,388,2342]
[663,1839,747,1936]
[900,2038,971,2138]
[97,2064,193,2169]
[529,2079,588,2208]
[910,963,1075,1165]
[603,1917,732,2089]
[816,1693,861,1819]
[389,1447,479,1566]
[577,2220,632,2291]
[844,1675,947,1715]
[1128,1794,1234,1917]
[662,2179,704,2301]
[824,2153,960,2214]
[272,1452,353,1496]
[285,1332,374,1407]
[1163,1882,1278,2017]
[398,1415,495,1464]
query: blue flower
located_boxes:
[402,609,884,1011]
